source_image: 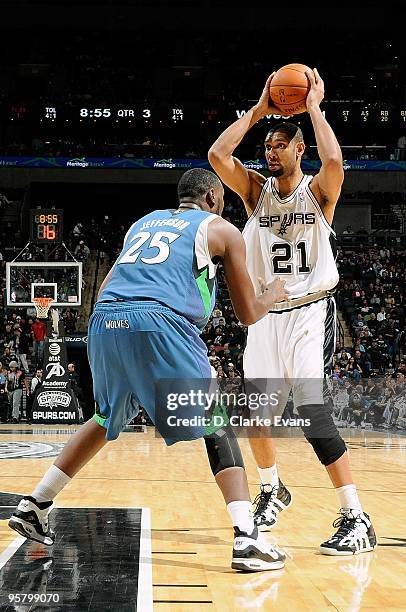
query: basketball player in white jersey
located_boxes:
[208,68,376,555]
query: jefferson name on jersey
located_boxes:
[139,217,191,231]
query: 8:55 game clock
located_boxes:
[30,209,63,243]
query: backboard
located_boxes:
[6,262,82,307]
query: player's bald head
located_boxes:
[177,168,222,203]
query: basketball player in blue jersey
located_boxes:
[209,69,376,555]
[9,168,289,572]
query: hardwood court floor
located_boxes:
[0,425,405,611]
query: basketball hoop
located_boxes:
[33,297,55,319]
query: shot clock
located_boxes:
[30,209,63,243]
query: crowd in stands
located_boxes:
[336,242,405,366]
[0,308,83,422]
[0,192,404,429]
[0,311,45,422]
[103,194,406,431]
[0,203,88,422]
[201,203,405,431]
[328,239,405,429]
[0,204,125,423]
[329,363,406,430]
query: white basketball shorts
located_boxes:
[243,297,336,409]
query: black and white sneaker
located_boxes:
[8,496,55,546]
[232,526,285,572]
[319,510,377,556]
[253,480,292,530]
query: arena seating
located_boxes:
[1,189,405,429]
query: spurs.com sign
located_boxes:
[32,410,77,420]
[32,336,79,424]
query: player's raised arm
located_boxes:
[208,74,280,214]
[209,219,287,325]
[305,68,344,224]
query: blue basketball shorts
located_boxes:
[87,300,213,444]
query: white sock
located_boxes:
[257,465,279,490]
[336,484,363,516]
[31,465,71,503]
[227,500,254,534]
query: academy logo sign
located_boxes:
[45,363,66,379]
[32,335,79,424]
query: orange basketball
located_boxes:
[269,63,311,115]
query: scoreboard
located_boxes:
[30,209,63,244]
[328,102,404,126]
[6,101,406,129]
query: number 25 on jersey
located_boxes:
[118,231,181,265]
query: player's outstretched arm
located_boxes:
[305,68,344,224]
[209,219,287,325]
[208,74,280,214]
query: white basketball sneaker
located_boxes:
[319,510,377,555]
[232,525,285,571]
[8,496,55,546]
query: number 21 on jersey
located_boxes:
[118,231,181,265]
[271,241,311,274]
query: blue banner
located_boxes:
[0,157,405,171]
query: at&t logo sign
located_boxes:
[49,343,61,356]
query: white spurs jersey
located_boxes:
[242,174,339,303]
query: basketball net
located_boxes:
[33,297,59,336]
[33,297,54,319]
[33,297,60,335]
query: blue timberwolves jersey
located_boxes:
[98,209,218,331]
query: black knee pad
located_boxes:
[297,404,339,439]
[204,424,245,476]
[306,435,347,465]
[297,404,346,465]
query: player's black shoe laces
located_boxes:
[253,485,277,517]
[331,510,362,540]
